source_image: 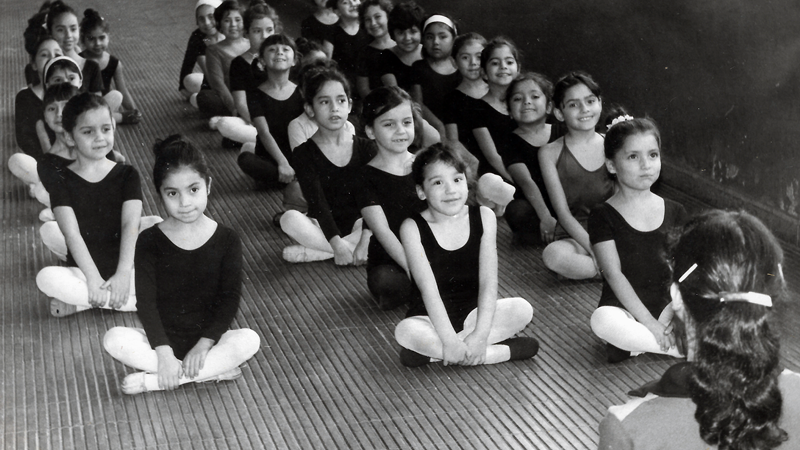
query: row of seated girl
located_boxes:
[15,0,142,161]
[175,0,689,365]
[8,5,800,446]
[14,0,687,370]
[14,89,799,449]
[18,83,538,393]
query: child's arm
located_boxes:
[400,218,468,365]
[539,141,593,255]
[102,199,142,309]
[36,120,52,153]
[112,60,138,111]
[252,116,294,182]
[179,30,205,96]
[352,226,372,266]
[472,127,513,181]
[134,230,181,390]
[184,229,243,379]
[205,46,236,115]
[53,206,107,306]
[232,90,251,123]
[362,206,408,271]
[462,206,499,365]
[508,163,557,242]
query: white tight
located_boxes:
[36,266,137,311]
[105,90,123,113]
[591,305,683,357]
[395,297,533,365]
[280,212,363,254]
[183,73,204,94]
[37,215,163,306]
[40,215,163,261]
[8,153,50,206]
[213,116,257,143]
[542,238,597,279]
[103,327,260,391]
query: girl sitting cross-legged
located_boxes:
[394,143,539,367]
[35,93,161,317]
[103,135,260,395]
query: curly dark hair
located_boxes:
[671,210,788,450]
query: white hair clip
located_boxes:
[607,114,634,131]
[719,292,773,308]
[678,263,697,283]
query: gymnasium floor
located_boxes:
[2,1,798,448]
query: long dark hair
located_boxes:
[671,210,787,450]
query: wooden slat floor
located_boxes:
[1,1,798,449]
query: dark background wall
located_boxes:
[420,0,800,218]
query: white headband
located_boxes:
[195,0,222,11]
[423,15,456,35]
[678,263,773,307]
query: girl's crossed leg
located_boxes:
[280,212,363,262]
[36,266,137,315]
[395,297,536,365]
[103,327,261,394]
[591,305,683,359]
[542,238,598,279]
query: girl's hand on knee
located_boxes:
[156,346,182,391]
[102,271,131,309]
[462,333,488,366]
[87,276,108,308]
[182,338,214,379]
[442,338,468,366]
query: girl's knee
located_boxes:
[105,90,123,111]
[541,242,562,271]
[590,307,622,340]
[394,318,418,346]
[184,73,203,93]
[395,316,432,347]
[280,209,306,231]
[36,266,60,293]
[103,327,130,356]
[236,328,261,359]
[503,297,533,323]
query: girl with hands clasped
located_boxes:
[589,116,687,363]
[79,9,142,124]
[103,136,259,395]
[394,144,539,367]
[36,93,162,317]
[355,86,426,310]
[503,73,563,245]
[237,34,304,188]
[279,66,374,264]
[539,71,614,279]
